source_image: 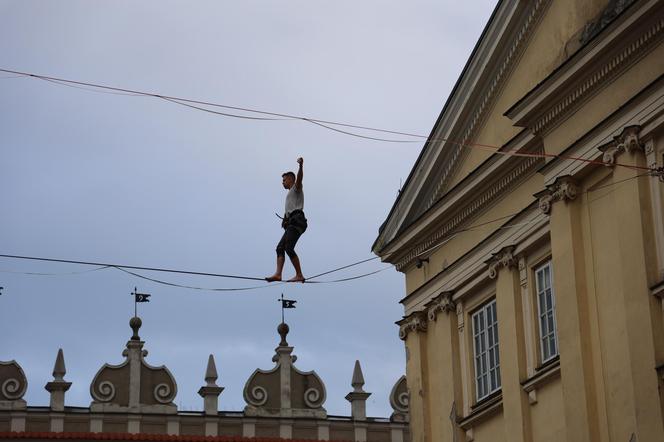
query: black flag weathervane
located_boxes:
[279,293,297,323]
[131,287,151,317]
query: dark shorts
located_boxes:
[276,210,307,258]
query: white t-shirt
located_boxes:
[285,186,304,215]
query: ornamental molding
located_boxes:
[426,291,456,321]
[398,312,428,341]
[389,375,409,423]
[243,323,327,419]
[598,125,644,166]
[89,317,177,413]
[487,246,517,279]
[531,16,664,134]
[425,0,551,210]
[395,153,542,271]
[535,175,579,215]
[0,360,28,403]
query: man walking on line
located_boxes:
[266,157,307,283]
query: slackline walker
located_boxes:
[266,157,307,283]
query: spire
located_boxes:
[351,360,365,393]
[345,360,371,421]
[198,354,224,423]
[45,349,72,418]
[205,354,218,387]
[52,348,66,381]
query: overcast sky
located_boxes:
[0,0,496,416]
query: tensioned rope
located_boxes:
[1,172,658,291]
[1,68,658,173]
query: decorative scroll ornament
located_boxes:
[427,291,456,321]
[243,322,327,418]
[398,312,428,340]
[89,316,177,413]
[487,246,517,279]
[599,125,644,167]
[535,175,579,215]
[389,375,409,422]
[0,360,28,402]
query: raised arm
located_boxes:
[295,157,303,191]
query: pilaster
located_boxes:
[488,246,532,442]
[541,175,600,442]
[599,126,664,440]
[424,291,463,442]
[398,311,429,442]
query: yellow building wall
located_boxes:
[530,378,565,442]
[472,411,505,442]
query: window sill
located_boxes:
[521,357,560,404]
[458,391,502,430]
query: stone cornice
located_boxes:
[506,1,664,134]
[374,0,551,254]
[391,150,542,271]
[534,175,579,215]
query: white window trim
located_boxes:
[535,261,559,364]
[472,299,501,401]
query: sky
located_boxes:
[0,0,496,417]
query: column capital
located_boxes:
[599,125,644,167]
[535,175,579,215]
[487,246,518,279]
[397,311,427,341]
[426,291,456,321]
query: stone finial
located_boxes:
[198,355,224,419]
[351,360,366,393]
[53,348,66,381]
[205,354,218,387]
[130,316,142,341]
[45,349,72,425]
[345,360,371,421]
[278,322,289,346]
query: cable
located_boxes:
[0,266,110,276]
[1,68,656,173]
[0,254,267,281]
[306,256,379,280]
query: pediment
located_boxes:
[374,0,551,257]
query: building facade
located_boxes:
[373,1,664,441]
[0,316,410,442]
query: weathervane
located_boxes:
[131,287,151,317]
[278,293,297,323]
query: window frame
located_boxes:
[471,299,501,402]
[535,260,558,364]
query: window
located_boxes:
[536,261,558,362]
[472,300,500,401]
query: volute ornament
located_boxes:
[535,175,579,215]
[426,291,456,321]
[599,125,643,167]
[487,246,517,279]
[398,312,427,340]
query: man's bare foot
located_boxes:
[265,275,282,282]
[287,275,306,283]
